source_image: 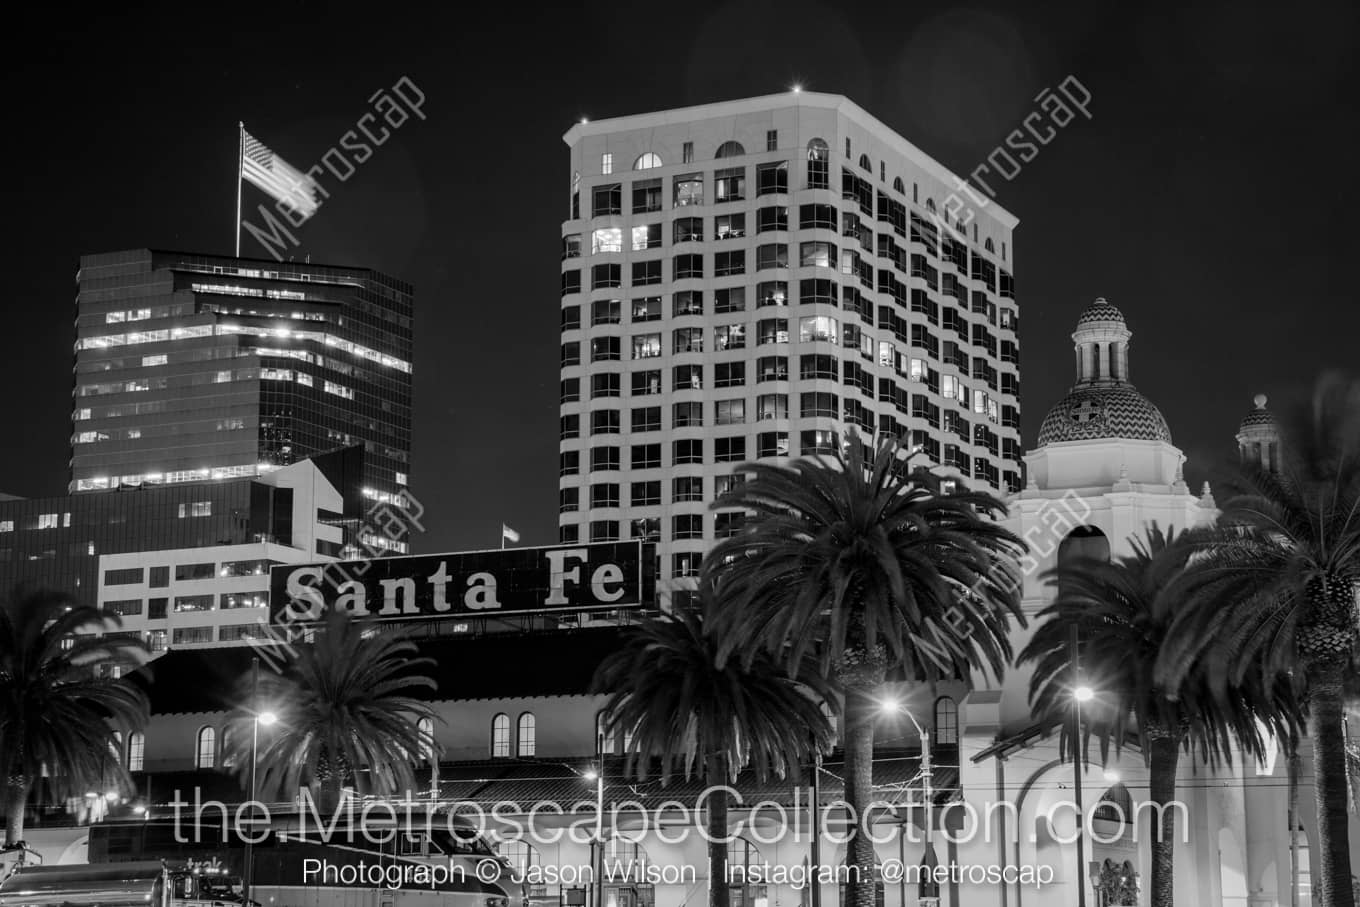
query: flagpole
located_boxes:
[235,122,244,257]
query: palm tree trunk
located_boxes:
[706,754,730,907]
[1307,658,1355,907]
[1146,732,1181,907]
[843,686,877,907]
[3,779,31,846]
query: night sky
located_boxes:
[6,0,1357,554]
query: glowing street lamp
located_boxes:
[1074,685,1095,703]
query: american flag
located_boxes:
[241,129,320,218]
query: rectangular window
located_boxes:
[561,342,581,367]
[631,443,662,469]
[174,563,215,581]
[756,161,789,195]
[104,567,144,585]
[173,594,215,612]
[149,566,169,588]
[673,514,704,540]
[631,260,662,286]
[800,203,837,230]
[674,217,703,244]
[630,333,661,361]
[714,287,746,313]
[757,393,789,421]
[673,476,704,502]
[714,323,746,351]
[799,315,839,343]
[801,429,839,455]
[592,184,621,216]
[632,481,661,507]
[756,244,788,270]
[715,399,746,426]
[673,254,703,280]
[173,627,214,645]
[674,174,704,207]
[673,290,703,317]
[715,213,746,239]
[673,364,703,390]
[673,327,704,354]
[632,179,662,214]
[800,278,839,306]
[560,450,580,475]
[632,223,662,250]
[715,361,746,388]
[632,297,661,322]
[592,227,623,254]
[757,318,789,345]
[631,406,662,432]
[800,241,837,268]
[715,473,745,498]
[590,484,620,509]
[715,167,745,203]
[561,270,581,296]
[590,410,620,435]
[591,372,621,398]
[756,356,789,382]
[559,487,579,513]
[631,370,662,396]
[672,401,703,428]
[560,414,580,439]
[589,521,620,543]
[591,336,621,362]
[800,354,839,380]
[562,234,581,259]
[601,153,613,175]
[766,129,778,151]
[757,431,790,458]
[715,436,746,462]
[682,141,694,163]
[673,439,704,465]
[756,281,788,307]
[591,299,621,325]
[801,391,839,418]
[756,206,788,233]
[590,446,621,471]
[714,250,745,276]
[592,263,622,289]
[105,599,142,617]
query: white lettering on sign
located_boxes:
[378,577,418,615]
[464,572,501,610]
[592,563,625,602]
[334,580,369,615]
[543,548,588,605]
[428,562,451,612]
[284,566,325,620]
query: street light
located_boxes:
[243,658,274,907]
[581,766,603,907]
[879,699,935,907]
[1073,685,1094,703]
[1070,684,1093,907]
[258,712,277,727]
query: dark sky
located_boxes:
[5,0,1357,554]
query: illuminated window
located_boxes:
[714,324,745,351]
[632,334,661,360]
[592,228,623,254]
[633,152,662,170]
[517,713,536,756]
[142,354,167,367]
[632,297,661,322]
[491,714,510,758]
[715,399,745,425]
[127,732,145,772]
[674,175,703,207]
[601,153,613,175]
[324,380,354,400]
[196,726,216,768]
[37,513,58,529]
[632,224,661,250]
[799,315,838,343]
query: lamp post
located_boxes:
[242,655,276,907]
[583,767,603,907]
[878,699,933,905]
[1072,661,1093,907]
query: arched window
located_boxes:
[807,138,829,161]
[498,841,542,894]
[925,198,937,214]
[195,726,216,769]
[728,837,767,907]
[1057,526,1110,602]
[1093,783,1134,824]
[633,152,662,170]
[596,710,615,754]
[517,713,536,757]
[417,717,434,763]
[715,141,745,158]
[127,732,145,772]
[892,176,905,194]
[984,237,995,253]
[933,697,959,746]
[858,153,871,172]
[491,713,511,758]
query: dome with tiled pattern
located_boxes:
[1037,385,1173,445]
[1076,297,1126,326]
[1238,394,1276,431]
[1037,298,1173,447]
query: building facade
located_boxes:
[558,92,1021,603]
[72,249,413,510]
[92,460,344,653]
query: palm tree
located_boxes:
[1021,525,1299,907]
[1158,373,1360,907]
[592,604,833,907]
[705,431,1026,907]
[0,586,149,845]
[224,611,440,813]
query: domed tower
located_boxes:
[1027,299,1185,491]
[1235,394,1280,472]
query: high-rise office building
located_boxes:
[558,93,1021,602]
[72,249,413,508]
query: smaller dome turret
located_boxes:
[1236,394,1280,471]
